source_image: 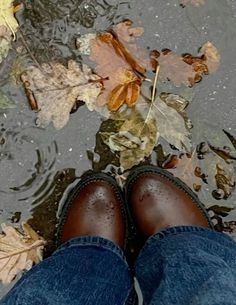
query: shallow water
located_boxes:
[0,0,236,296]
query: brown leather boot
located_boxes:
[57,174,125,248]
[126,166,213,237]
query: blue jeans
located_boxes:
[2,226,236,305]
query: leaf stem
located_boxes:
[151,65,160,103]
[144,64,160,125]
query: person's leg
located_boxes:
[1,175,133,305]
[126,166,236,305]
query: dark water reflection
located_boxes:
[0,0,236,295]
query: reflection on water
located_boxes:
[20,0,130,64]
[0,0,236,295]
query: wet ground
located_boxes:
[0,0,236,296]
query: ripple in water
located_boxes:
[0,125,58,205]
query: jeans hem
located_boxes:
[55,235,127,265]
[141,225,214,254]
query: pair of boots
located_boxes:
[57,165,212,250]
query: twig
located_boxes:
[144,78,152,83]
[19,30,42,70]
[144,64,160,125]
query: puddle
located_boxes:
[0,0,236,296]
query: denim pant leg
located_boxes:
[135,226,236,305]
[1,236,133,305]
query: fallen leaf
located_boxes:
[0,0,20,64]
[100,110,159,170]
[197,142,235,200]
[151,97,192,152]
[150,42,220,87]
[76,33,96,55]
[0,0,19,38]
[150,49,202,87]
[163,153,202,191]
[208,205,234,218]
[90,21,147,111]
[179,0,205,7]
[194,123,236,160]
[112,20,150,71]
[0,222,46,284]
[21,60,102,129]
[0,90,15,109]
[199,41,221,73]
[160,92,193,129]
[214,164,235,200]
[0,34,10,64]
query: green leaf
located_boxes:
[0,91,15,109]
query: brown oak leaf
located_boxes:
[21,60,102,129]
[90,21,147,112]
[150,41,220,87]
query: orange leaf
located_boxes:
[90,21,148,111]
[126,81,140,108]
[108,84,128,111]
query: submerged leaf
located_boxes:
[194,123,236,160]
[21,60,102,129]
[0,36,10,64]
[0,91,15,109]
[163,153,202,191]
[214,164,235,200]
[0,223,46,284]
[100,111,159,170]
[197,142,235,200]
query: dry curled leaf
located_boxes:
[21,60,102,129]
[150,41,220,87]
[0,222,46,284]
[199,41,221,73]
[90,21,147,111]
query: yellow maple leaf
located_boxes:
[0,0,19,40]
